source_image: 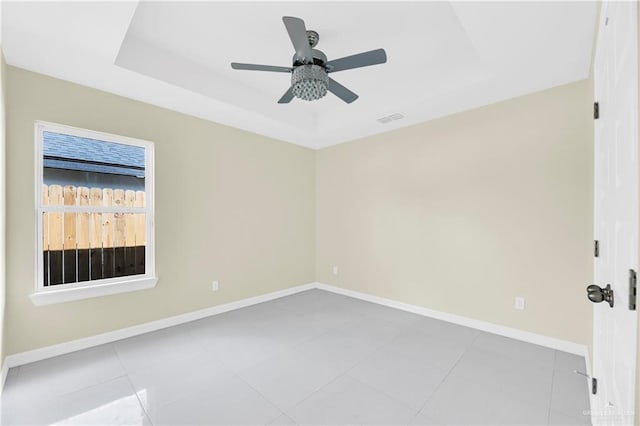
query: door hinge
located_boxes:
[630,269,637,311]
[594,240,599,257]
[592,377,598,395]
[594,102,600,119]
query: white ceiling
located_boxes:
[2,1,598,149]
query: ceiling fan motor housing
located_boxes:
[292,48,327,67]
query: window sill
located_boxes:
[30,277,158,306]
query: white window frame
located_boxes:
[31,121,157,305]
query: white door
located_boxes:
[593,1,639,425]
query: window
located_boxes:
[31,122,157,305]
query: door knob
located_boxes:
[587,284,614,308]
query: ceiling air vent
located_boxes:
[377,113,404,124]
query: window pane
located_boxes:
[38,125,152,291]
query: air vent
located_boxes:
[377,113,404,124]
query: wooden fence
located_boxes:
[42,184,146,286]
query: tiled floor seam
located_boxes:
[277,371,348,421]
[111,340,129,369]
[345,373,422,415]
[337,324,416,376]
[546,351,557,424]
[226,366,291,424]
[20,372,130,408]
[123,373,155,426]
[414,331,483,416]
[111,339,158,425]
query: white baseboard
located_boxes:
[315,282,589,357]
[3,282,316,371]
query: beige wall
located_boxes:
[1,52,6,367]
[2,65,595,357]
[4,66,315,355]
[316,80,593,345]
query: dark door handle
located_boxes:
[587,284,614,308]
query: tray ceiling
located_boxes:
[2,1,598,149]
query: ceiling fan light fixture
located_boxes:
[291,64,328,101]
[231,16,386,104]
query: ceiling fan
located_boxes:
[231,16,387,104]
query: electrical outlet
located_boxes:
[212,281,219,292]
[515,297,525,310]
[332,265,339,275]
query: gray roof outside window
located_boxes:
[43,131,145,177]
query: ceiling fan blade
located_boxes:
[282,16,313,63]
[328,78,358,104]
[278,86,295,104]
[326,49,387,73]
[231,63,292,73]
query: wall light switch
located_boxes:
[515,297,525,310]
[332,266,339,275]
[212,281,219,292]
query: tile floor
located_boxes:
[1,289,591,425]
